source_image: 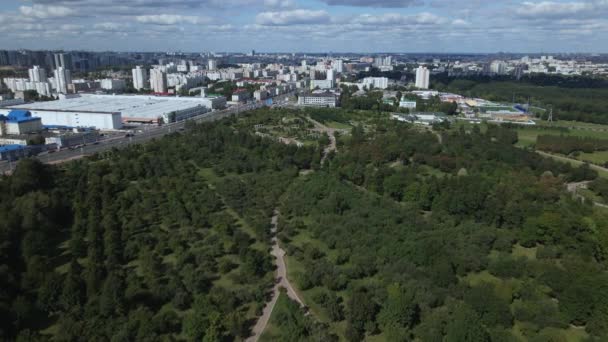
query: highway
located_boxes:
[0,96,291,174]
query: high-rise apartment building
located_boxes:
[150,68,168,93]
[415,66,430,89]
[28,66,47,83]
[333,59,344,73]
[53,53,72,69]
[54,67,72,94]
[132,66,148,90]
[208,59,217,71]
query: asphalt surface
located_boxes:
[0,94,295,174]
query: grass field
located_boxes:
[259,292,289,342]
[536,151,608,179]
[577,150,608,165]
[324,120,352,130]
[515,127,608,148]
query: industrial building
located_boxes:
[4,94,222,129]
[0,144,42,161]
[0,110,43,135]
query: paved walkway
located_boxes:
[246,209,306,342]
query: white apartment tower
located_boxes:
[28,65,47,83]
[53,53,71,69]
[415,66,430,89]
[326,68,335,82]
[132,66,148,90]
[208,59,217,71]
[54,67,71,94]
[150,68,168,93]
[333,59,343,73]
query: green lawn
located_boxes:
[535,151,608,179]
[576,150,608,165]
[324,121,352,130]
[512,244,537,260]
[516,124,608,148]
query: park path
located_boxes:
[303,116,343,164]
[565,180,608,208]
[536,150,608,175]
[246,209,306,342]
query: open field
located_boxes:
[577,150,608,165]
[515,126,608,148]
[536,151,608,179]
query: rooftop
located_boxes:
[0,144,25,153]
[8,94,213,119]
[0,110,41,123]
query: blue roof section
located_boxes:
[0,144,25,153]
[5,110,41,123]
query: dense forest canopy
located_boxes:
[1,107,607,341]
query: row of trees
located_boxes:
[536,134,608,154]
[0,115,325,341]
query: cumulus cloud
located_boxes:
[516,1,592,17]
[320,0,420,8]
[354,12,447,26]
[94,22,131,31]
[256,9,331,25]
[19,4,77,19]
[515,0,608,20]
[263,0,296,8]
[135,14,211,25]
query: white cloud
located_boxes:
[263,0,296,8]
[320,0,420,8]
[354,12,447,26]
[135,14,211,25]
[94,22,130,31]
[516,1,592,17]
[452,19,469,26]
[256,9,331,25]
[19,4,77,19]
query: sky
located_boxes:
[0,0,607,53]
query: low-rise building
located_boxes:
[0,110,43,135]
[231,89,251,102]
[391,112,447,126]
[399,100,417,109]
[254,90,268,101]
[297,92,338,108]
[45,130,100,148]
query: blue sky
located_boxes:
[0,0,607,52]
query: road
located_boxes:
[0,93,296,175]
[246,209,306,342]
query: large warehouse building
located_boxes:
[1,94,223,130]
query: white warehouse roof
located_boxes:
[9,94,215,121]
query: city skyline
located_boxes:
[1,0,608,53]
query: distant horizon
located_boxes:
[2,1,608,53]
[2,49,607,56]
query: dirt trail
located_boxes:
[304,116,343,164]
[246,209,306,342]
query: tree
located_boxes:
[445,305,491,342]
[346,288,378,337]
[378,284,419,332]
[61,259,85,310]
[99,270,126,316]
